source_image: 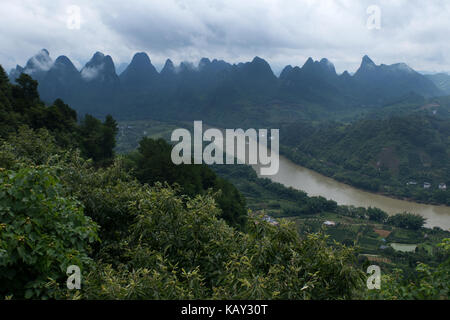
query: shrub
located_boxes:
[0,166,98,298]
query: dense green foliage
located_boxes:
[0,65,118,165]
[0,128,365,300]
[366,207,389,223]
[0,166,98,299]
[75,186,362,300]
[124,137,247,229]
[369,239,449,299]
[386,213,426,230]
[78,114,119,166]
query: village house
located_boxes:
[262,215,279,226]
[423,182,431,189]
[323,221,336,227]
[439,183,447,190]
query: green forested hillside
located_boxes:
[0,65,120,166]
[282,114,450,205]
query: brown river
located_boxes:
[254,155,450,230]
[196,125,450,230]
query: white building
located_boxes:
[263,215,279,226]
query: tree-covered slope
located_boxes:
[282,114,450,204]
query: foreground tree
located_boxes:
[0,166,98,299]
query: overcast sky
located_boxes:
[1,0,449,75]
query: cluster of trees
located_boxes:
[339,206,426,230]
[386,212,426,230]
[366,207,389,222]
[0,66,118,166]
[125,137,247,229]
[0,165,98,298]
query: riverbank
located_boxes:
[279,145,450,206]
[114,120,450,230]
[253,154,450,230]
